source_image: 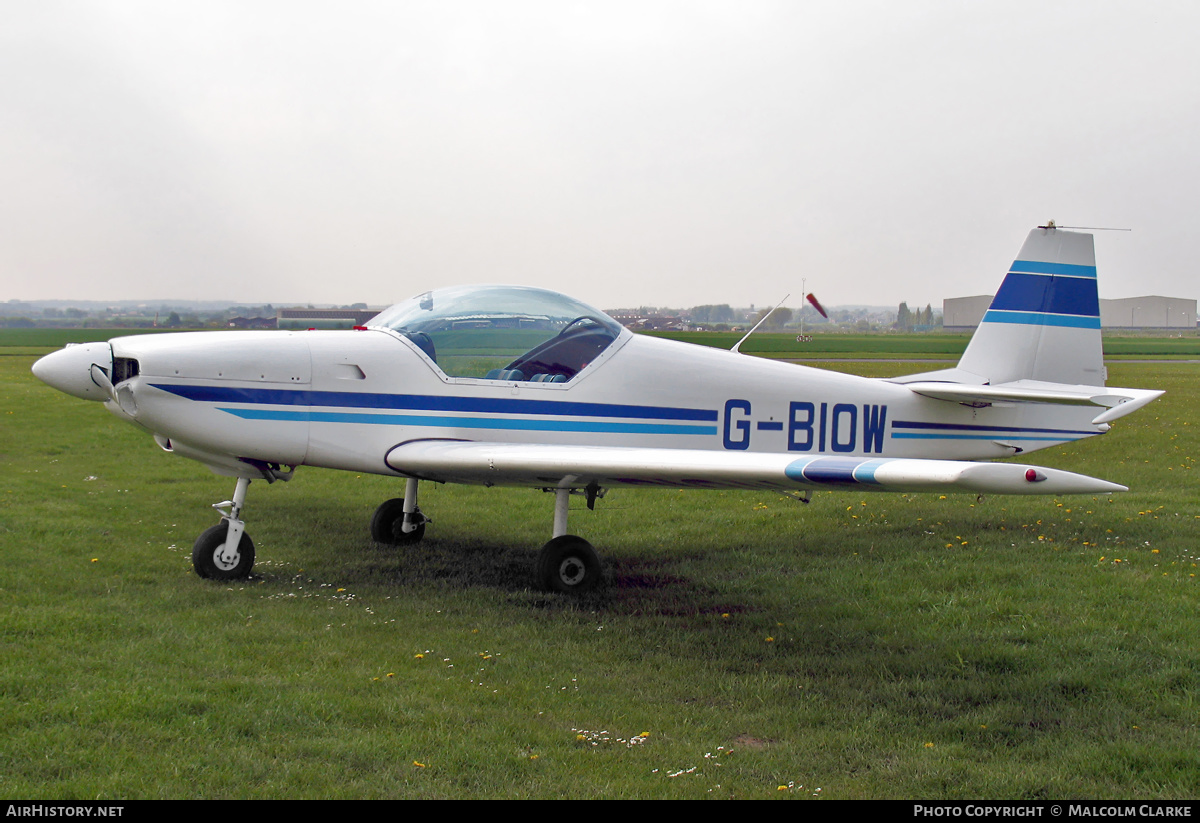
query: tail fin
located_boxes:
[957,226,1105,386]
[894,226,1162,427]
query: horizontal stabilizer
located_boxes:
[901,380,1163,424]
[386,441,1126,496]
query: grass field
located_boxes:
[646,330,1200,360]
[5,325,1196,360]
[2,340,1198,799]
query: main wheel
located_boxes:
[192,521,255,580]
[370,497,426,546]
[536,535,602,594]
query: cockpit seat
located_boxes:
[485,368,526,381]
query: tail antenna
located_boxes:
[1040,219,1131,232]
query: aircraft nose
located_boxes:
[31,342,115,401]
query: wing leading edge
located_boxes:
[385,441,1125,495]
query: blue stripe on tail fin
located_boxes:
[982,258,1100,329]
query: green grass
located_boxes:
[2,350,1199,798]
[648,330,1200,360]
[8,327,1199,361]
[0,328,199,348]
[651,330,974,358]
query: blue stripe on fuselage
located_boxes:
[151,384,718,422]
[892,420,1095,435]
[891,432,1083,442]
[150,383,718,436]
[890,419,1095,443]
[220,407,716,435]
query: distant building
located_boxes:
[942,295,994,332]
[277,308,380,329]
[640,316,685,331]
[1100,296,1196,330]
[228,316,277,329]
[609,313,687,331]
[942,294,1196,331]
[607,313,646,328]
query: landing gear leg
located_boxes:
[553,486,570,538]
[193,476,255,580]
[536,487,602,593]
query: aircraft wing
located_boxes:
[899,380,1164,425]
[385,440,1126,495]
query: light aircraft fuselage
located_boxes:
[31,227,1163,591]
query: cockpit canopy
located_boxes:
[368,285,626,382]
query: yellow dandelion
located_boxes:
[413,761,426,768]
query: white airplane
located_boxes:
[32,225,1162,593]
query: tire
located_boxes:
[192,521,255,580]
[370,498,426,546]
[536,535,602,594]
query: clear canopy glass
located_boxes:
[368,285,624,380]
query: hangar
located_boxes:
[943,294,1196,332]
[1099,296,1196,330]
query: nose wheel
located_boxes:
[193,476,256,580]
[192,521,255,580]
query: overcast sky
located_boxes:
[1,1,1197,310]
